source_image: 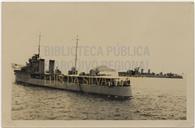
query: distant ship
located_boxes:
[13,35,132,99]
[119,67,183,79]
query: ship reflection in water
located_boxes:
[12,77,186,120]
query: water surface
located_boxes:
[12,77,186,120]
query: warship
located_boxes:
[13,35,132,99]
[119,67,183,79]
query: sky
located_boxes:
[2,2,194,74]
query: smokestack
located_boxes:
[49,60,55,74]
[39,59,45,74]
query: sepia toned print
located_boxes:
[2,2,194,128]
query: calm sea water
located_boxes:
[11,77,186,120]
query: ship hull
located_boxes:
[15,72,132,98]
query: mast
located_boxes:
[74,35,79,70]
[38,33,41,57]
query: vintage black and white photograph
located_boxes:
[2,2,194,128]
